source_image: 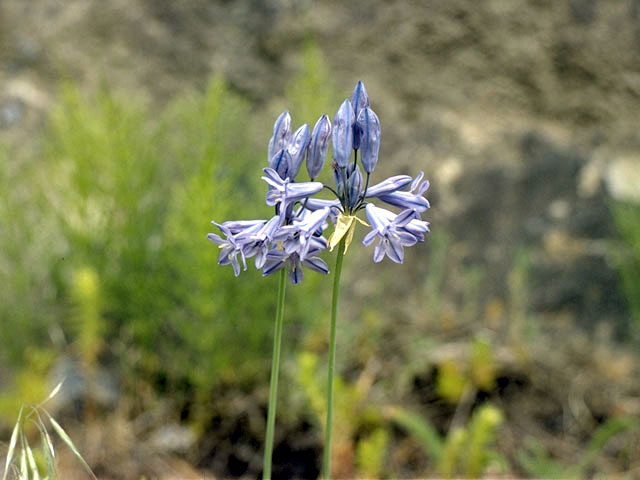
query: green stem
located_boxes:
[323,237,346,479]
[263,268,287,480]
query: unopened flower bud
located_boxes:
[347,165,363,208]
[269,148,291,180]
[267,110,292,163]
[332,99,355,168]
[357,107,380,173]
[350,81,370,149]
[307,115,331,179]
[287,124,311,179]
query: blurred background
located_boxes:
[1,0,639,478]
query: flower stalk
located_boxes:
[323,236,346,480]
[263,268,287,480]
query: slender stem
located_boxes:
[323,237,346,480]
[263,268,287,480]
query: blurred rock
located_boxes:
[48,355,119,413]
[605,155,640,203]
[148,424,196,454]
[0,97,25,128]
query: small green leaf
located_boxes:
[48,416,96,480]
[20,448,28,480]
[3,406,23,480]
[26,443,40,480]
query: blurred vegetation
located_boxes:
[611,201,640,333]
[1,41,639,479]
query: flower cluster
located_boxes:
[208,81,430,283]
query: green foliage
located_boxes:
[611,201,640,331]
[356,428,389,478]
[389,404,504,479]
[287,41,340,130]
[517,416,640,479]
[385,406,443,463]
[1,64,337,431]
[2,383,96,480]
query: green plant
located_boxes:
[388,404,504,479]
[517,416,640,479]
[611,201,640,332]
[2,383,96,480]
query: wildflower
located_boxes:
[207,222,248,277]
[376,171,430,212]
[362,205,423,263]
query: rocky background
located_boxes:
[1,0,639,478]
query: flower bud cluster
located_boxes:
[208,81,430,283]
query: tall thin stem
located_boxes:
[323,237,346,479]
[263,268,287,480]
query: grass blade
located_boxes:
[25,443,40,480]
[19,448,27,480]
[47,416,96,480]
[3,406,23,480]
[40,382,64,406]
[385,405,444,463]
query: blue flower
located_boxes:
[207,222,249,276]
[240,216,281,268]
[376,171,430,212]
[262,167,323,222]
[365,175,413,197]
[262,237,330,284]
[362,204,425,264]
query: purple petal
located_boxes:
[365,204,392,232]
[362,229,378,247]
[365,175,412,197]
[303,256,329,274]
[285,181,323,200]
[289,257,304,284]
[393,209,418,227]
[378,191,430,212]
[385,237,404,264]
[262,258,286,277]
[207,233,225,245]
[373,242,385,263]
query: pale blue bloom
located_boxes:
[207,222,249,276]
[262,167,323,222]
[365,175,413,197]
[376,171,430,212]
[362,204,423,264]
[262,237,330,284]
